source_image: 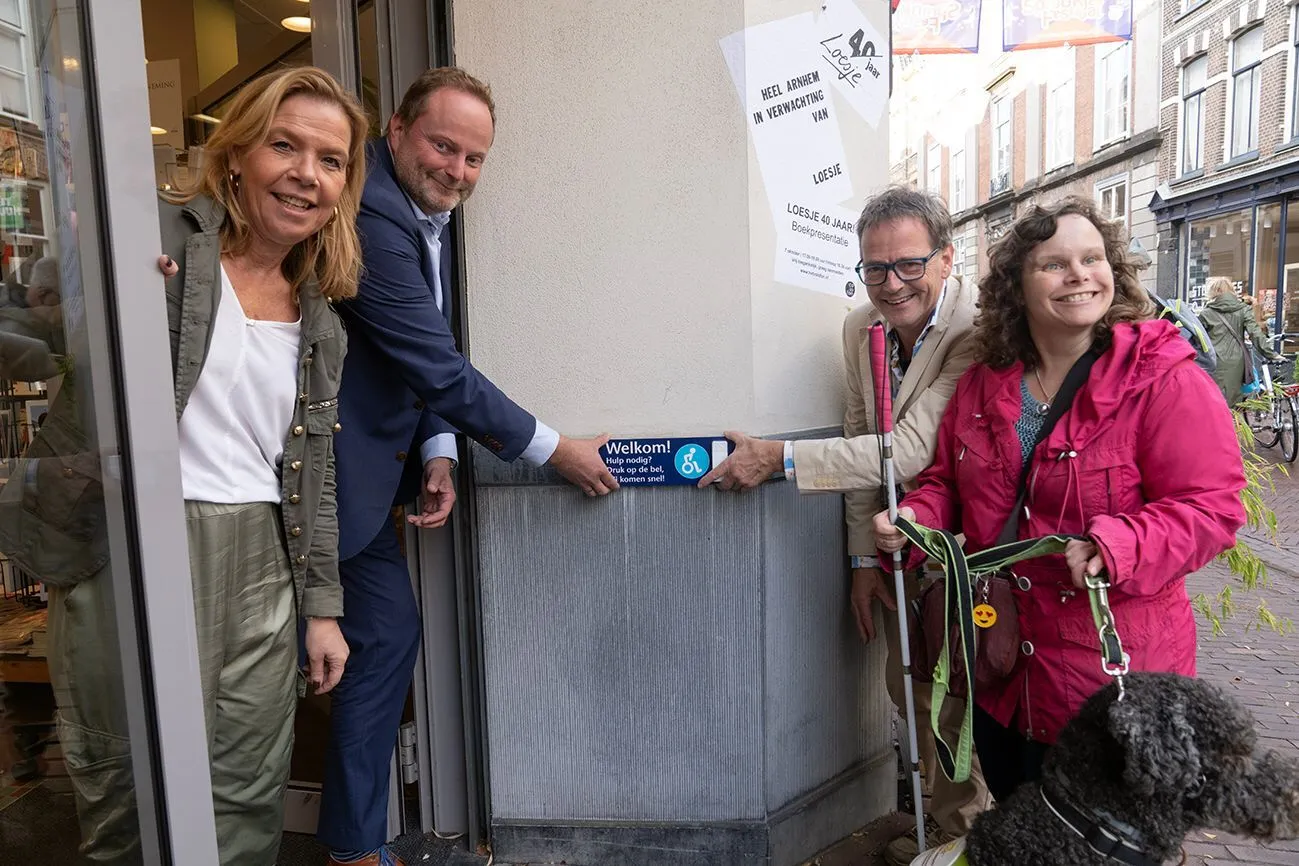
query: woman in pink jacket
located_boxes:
[874,197,1245,802]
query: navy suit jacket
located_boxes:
[334,139,537,559]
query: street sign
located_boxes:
[600,437,734,487]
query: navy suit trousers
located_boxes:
[317,522,421,851]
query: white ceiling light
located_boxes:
[281,16,312,32]
[150,126,167,135]
[191,113,222,124]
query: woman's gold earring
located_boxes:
[228,170,240,195]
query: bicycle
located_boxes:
[1244,354,1298,463]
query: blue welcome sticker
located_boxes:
[601,438,734,486]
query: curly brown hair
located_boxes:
[974,196,1154,368]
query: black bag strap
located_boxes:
[996,347,1101,545]
[1200,306,1247,353]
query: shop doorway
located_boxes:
[133,0,488,857]
[0,0,222,863]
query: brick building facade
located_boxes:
[1149,0,1299,347]
[888,0,1164,291]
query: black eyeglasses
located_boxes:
[855,248,941,287]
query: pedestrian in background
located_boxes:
[1201,276,1281,406]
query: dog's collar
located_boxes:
[1040,783,1161,866]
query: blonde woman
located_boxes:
[1201,277,1281,406]
[50,66,369,865]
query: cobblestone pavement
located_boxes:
[1181,450,1299,866]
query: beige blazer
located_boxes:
[792,275,978,557]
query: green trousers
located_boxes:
[48,564,140,865]
[48,500,298,866]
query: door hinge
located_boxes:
[399,721,419,784]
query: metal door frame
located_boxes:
[80,1,221,862]
[311,0,493,853]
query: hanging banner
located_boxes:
[1003,0,1132,51]
[893,0,982,55]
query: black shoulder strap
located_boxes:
[1200,306,1248,353]
[996,347,1101,545]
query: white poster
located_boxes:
[816,0,890,128]
[146,59,184,150]
[773,196,861,298]
[719,13,854,204]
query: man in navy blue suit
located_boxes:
[320,68,618,866]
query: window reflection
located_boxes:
[142,0,313,191]
[1,0,153,863]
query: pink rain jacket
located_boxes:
[901,320,1246,743]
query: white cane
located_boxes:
[868,322,926,852]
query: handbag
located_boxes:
[908,348,1101,698]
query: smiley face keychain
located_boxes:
[972,603,998,629]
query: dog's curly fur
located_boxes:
[964,672,1299,865]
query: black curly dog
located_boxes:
[965,672,1299,865]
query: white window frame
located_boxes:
[950,145,966,212]
[1045,51,1075,170]
[1227,26,1263,159]
[1288,6,1299,143]
[952,234,967,277]
[991,93,1012,196]
[926,141,942,195]
[1095,174,1129,229]
[1179,55,1208,175]
[1093,41,1131,150]
[0,0,28,123]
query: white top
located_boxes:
[178,265,302,503]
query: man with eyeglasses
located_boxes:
[700,186,988,863]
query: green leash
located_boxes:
[893,516,1129,784]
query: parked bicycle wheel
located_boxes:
[1280,395,1298,463]
[1247,403,1280,449]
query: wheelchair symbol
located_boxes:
[674,444,709,479]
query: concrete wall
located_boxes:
[454,0,886,437]
[453,1,893,862]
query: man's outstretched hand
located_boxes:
[549,434,619,497]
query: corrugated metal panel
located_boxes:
[479,487,765,821]
[759,485,891,810]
